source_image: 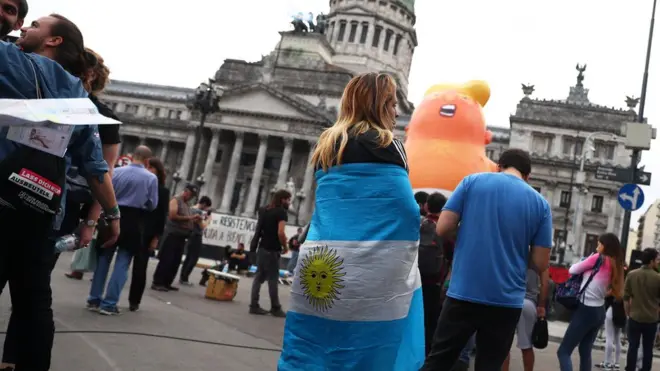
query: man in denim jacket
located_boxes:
[0,7,120,370]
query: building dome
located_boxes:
[396,0,415,14]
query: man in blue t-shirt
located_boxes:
[422,149,552,370]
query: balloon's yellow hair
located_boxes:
[423,80,491,107]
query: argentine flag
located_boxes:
[279,162,424,371]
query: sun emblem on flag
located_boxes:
[299,245,346,312]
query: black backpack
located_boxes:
[418,217,444,276]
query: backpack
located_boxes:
[418,217,443,276]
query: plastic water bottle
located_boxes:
[54,234,80,253]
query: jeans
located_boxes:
[179,233,202,282]
[557,302,606,371]
[287,250,299,272]
[626,319,658,371]
[88,248,133,310]
[422,297,521,371]
[250,248,281,309]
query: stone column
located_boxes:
[276,138,294,188]
[202,128,221,196]
[160,140,170,162]
[178,124,197,179]
[139,136,146,146]
[242,134,269,217]
[219,132,245,213]
[551,134,563,158]
[607,195,618,232]
[299,141,316,223]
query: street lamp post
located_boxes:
[187,79,221,183]
[171,170,182,196]
[295,190,306,226]
[621,0,657,254]
[571,131,619,258]
[195,174,206,203]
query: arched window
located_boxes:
[337,20,347,42]
[384,29,393,51]
[393,34,402,55]
[372,26,382,47]
[348,21,358,42]
[359,22,369,44]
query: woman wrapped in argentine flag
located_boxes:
[279,73,424,371]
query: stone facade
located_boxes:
[485,78,637,262]
[100,0,418,226]
[99,2,635,256]
[636,199,660,251]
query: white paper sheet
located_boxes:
[0,98,121,126]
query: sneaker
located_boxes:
[249,306,269,315]
[166,285,179,291]
[179,280,193,286]
[613,365,620,370]
[270,308,287,318]
[99,307,121,316]
[151,284,168,292]
[129,304,140,312]
[86,300,100,312]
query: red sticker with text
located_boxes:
[18,168,62,196]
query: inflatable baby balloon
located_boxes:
[405,80,497,195]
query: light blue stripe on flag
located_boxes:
[279,162,424,371]
[307,163,420,242]
[279,288,424,371]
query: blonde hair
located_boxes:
[83,48,110,95]
[311,73,398,171]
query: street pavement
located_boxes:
[0,254,658,370]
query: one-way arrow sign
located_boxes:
[594,166,652,186]
[635,171,652,186]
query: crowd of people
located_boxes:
[277,71,660,371]
[1,1,659,370]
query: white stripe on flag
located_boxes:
[289,240,420,322]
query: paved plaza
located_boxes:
[0,253,658,370]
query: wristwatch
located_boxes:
[83,219,97,228]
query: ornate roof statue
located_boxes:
[567,63,590,105]
[626,96,640,110]
[521,83,535,98]
[290,12,327,34]
[576,63,587,87]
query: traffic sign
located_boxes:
[618,183,645,211]
[635,171,652,186]
[595,166,628,182]
[594,166,652,186]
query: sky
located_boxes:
[15,0,660,223]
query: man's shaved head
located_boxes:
[133,145,152,163]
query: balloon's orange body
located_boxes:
[405,81,497,195]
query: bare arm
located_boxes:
[278,220,288,249]
[530,246,551,273]
[87,173,118,212]
[538,269,550,308]
[85,143,119,223]
[435,210,460,238]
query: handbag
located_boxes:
[0,56,66,230]
[555,254,604,310]
[532,318,549,349]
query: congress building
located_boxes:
[99,0,638,263]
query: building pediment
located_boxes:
[218,84,333,125]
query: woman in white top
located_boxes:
[556,233,624,371]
